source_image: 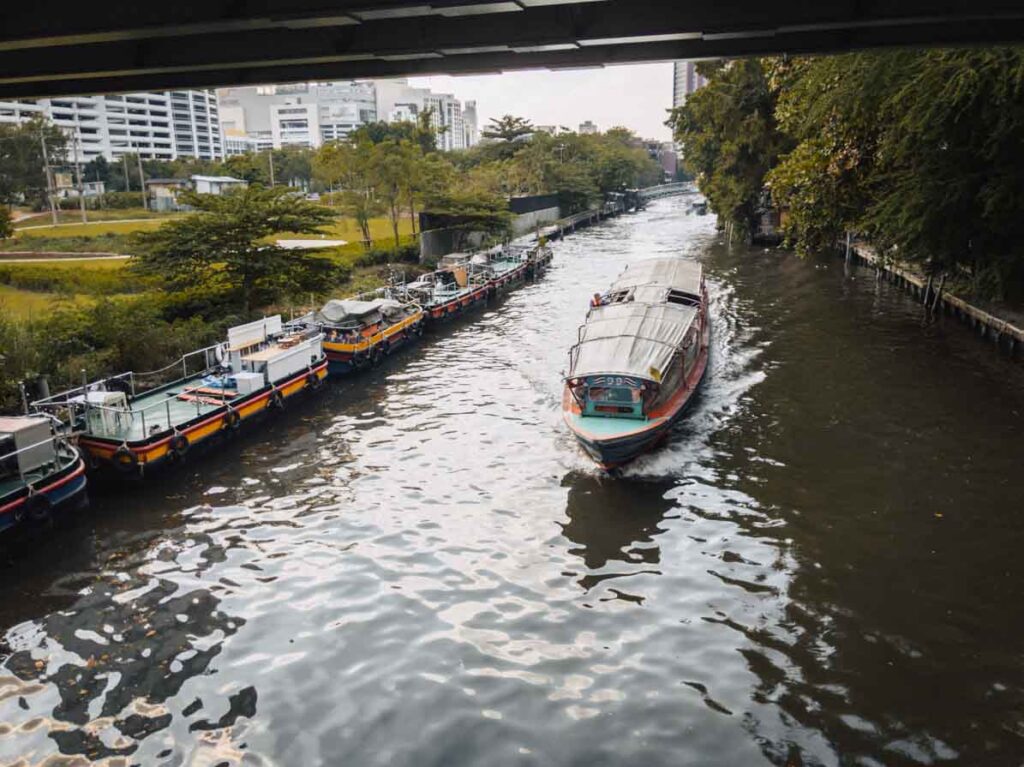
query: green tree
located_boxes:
[668,59,792,235]
[864,49,1024,296]
[369,140,417,251]
[135,186,339,313]
[313,141,383,247]
[482,115,535,142]
[223,152,270,185]
[0,117,68,206]
[766,55,888,255]
[420,189,513,251]
[0,207,12,239]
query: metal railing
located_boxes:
[1,432,74,487]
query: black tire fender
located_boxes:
[269,389,285,410]
[169,433,190,459]
[113,444,138,472]
[25,493,52,523]
[223,407,241,430]
[306,370,323,390]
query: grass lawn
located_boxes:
[14,218,170,238]
[0,285,91,317]
[15,208,176,227]
[316,214,416,242]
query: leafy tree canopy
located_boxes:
[482,115,535,142]
[134,185,340,313]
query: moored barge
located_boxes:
[291,292,424,375]
[32,316,327,477]
[562,257,710,470]
[406,261,491,324]
[0,416,87,534]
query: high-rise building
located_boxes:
[375,79,469,151]
[218,80,472,152]
[0,90,223,161]
[219,82,377,150]
[579,120,598,135]
[169,90,223,160]
[672,61,707,109]
[462,100,478,148]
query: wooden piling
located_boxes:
[851,243,1024,356]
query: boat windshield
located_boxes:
[583,384,646,419]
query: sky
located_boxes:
[410,62,674,141]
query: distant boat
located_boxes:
[405,261,492,324]
[470,244,531,293]
[0,415,87,534]
[291,293,425,375]
[32,316,327,477]
[562,257,710,470]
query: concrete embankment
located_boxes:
[851,242,1024,357]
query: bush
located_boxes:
[55,193,146,210]
[101,192,146,209]
[352,241,419,267]
[0,233,135,254]
[0,262,150,294]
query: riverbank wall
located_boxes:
[850,242,1024,357]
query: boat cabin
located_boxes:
[0,417,56,481]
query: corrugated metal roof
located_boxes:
[610,257,702,296]
[568,257,703,382]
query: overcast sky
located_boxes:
[410,62,674,141]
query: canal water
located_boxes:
[3,195,1024,766]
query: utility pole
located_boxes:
[39,129,57,226]
[72,129,87,224]
[268,149,275,187]
[135,145,148,210]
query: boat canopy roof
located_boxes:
[609,257,702,298]
[317,298,407,326]
[569,257,704,383]
[570,302,698,382]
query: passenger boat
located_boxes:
[562,257,710,470]
[290,292,424,375]
[0,415,87,534]
[32,316,327,477]
[405,260,491,324]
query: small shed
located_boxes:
[146,178,190,211]
[191,175,248,195]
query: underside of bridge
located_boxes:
[3,1,1024,99]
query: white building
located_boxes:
[223,130,264,156]
[0,90,224,162]
[191,175,247,195]
[375,79,469,150]
[271,102,320,148]
[462,100,478,148]
[425,92,464,151]
[169,90,223,160]
[672,61,708,109]
[219,81,376,150]
[217,79,473,152]
[579,120,598,135]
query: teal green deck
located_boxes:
[0,449,78,498]
[566,412,664,439]
[90,379,242,441]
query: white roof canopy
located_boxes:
[569,257,703,383]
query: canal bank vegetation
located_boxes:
[670,48,1024,305]
[1,118,661,413]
